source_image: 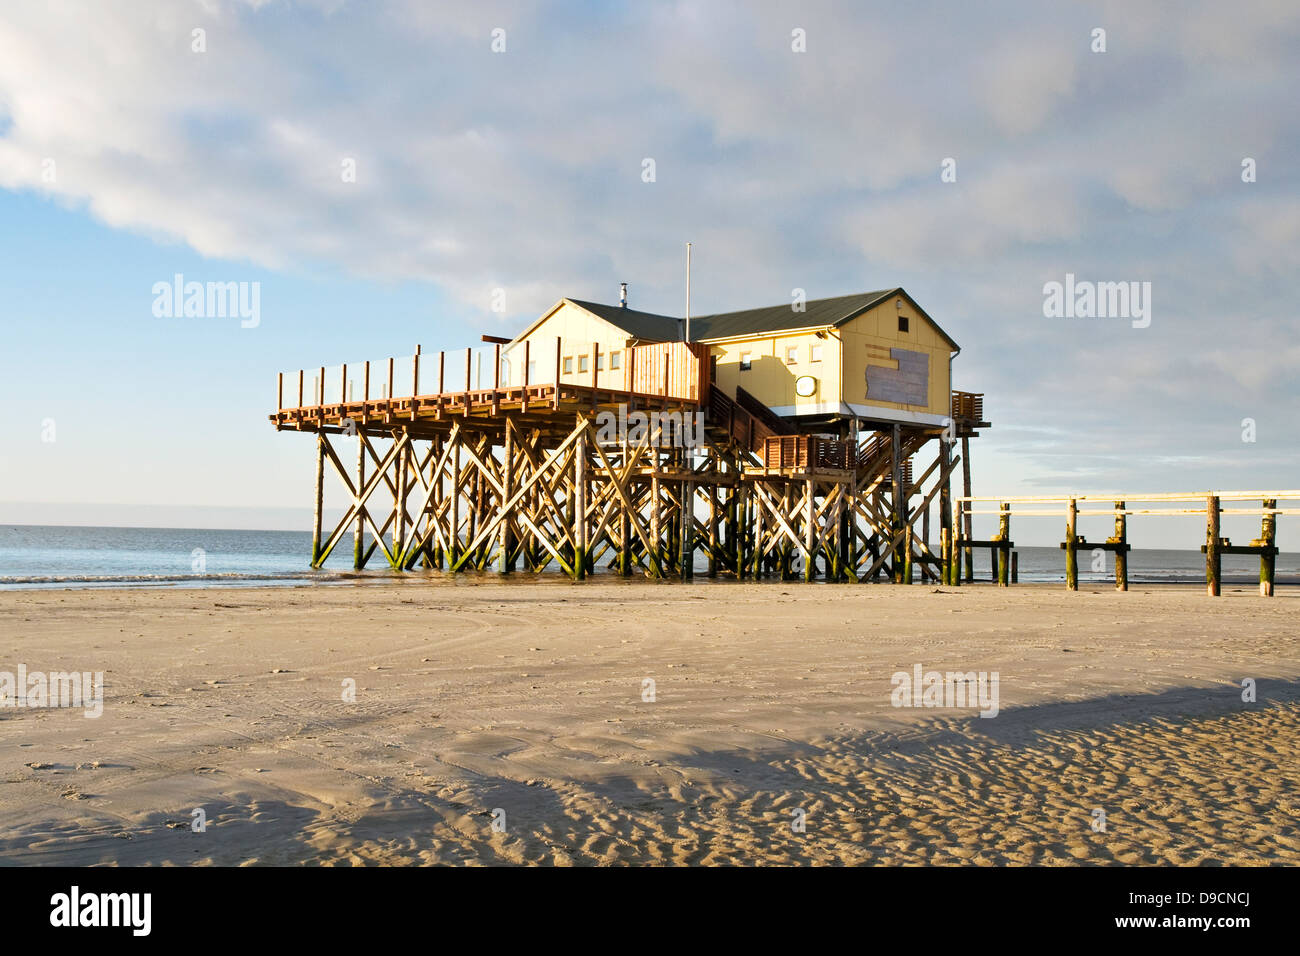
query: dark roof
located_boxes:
[688,290,896,340]
[567,299,681,342]
[566,288,960,351]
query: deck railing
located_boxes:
[951,491,1298,595]
[951,390,984,422]
[276,338,711,411]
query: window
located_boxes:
[810,344,823,362]
[785,345,799,364]
[596,355,605,371]
[610,350,622,370]
[563,357,573,374]
[898,315,909,333]
[527,361,537,383]
[578,355,589,373]
[739,351,752,371]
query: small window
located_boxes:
[898,315,909,333]
[785,345,798,364]
[810,344,823,362]
[527,361,537,383]
[739,351,752,372]
[596,354,605,371]
[563,357,573,374]
[610,350,622,370]
[578,355,589,373]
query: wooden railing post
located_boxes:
[521,340,530,413]
[1260,498,1277,597]
[553,336,561,411]
[1113,500,1128,591]
[997,502,1010,586]
[1065,497,1078,591]
[1206,494,1221,597]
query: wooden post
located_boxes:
[591,341,599,413]
[961,435,973,582]
[939,439,953,585]
[277,372,284,411]
[804,478,816,582]
[920,499,930,582]
[735,485,747,580]
[940,527,950,586]
[310,433,326,567]
[1011,551,1018,584]
[680,480,694,580]
[574,428,588,580]
[353,432,365,569]
[298,369,304,408]
[499,419,514,573]
[448,439,460,569]
[553,336,562,410]
[521,340,530,413]
[1260,498,1277,597]
[1206,494,1221,597]
[413,345,421,396]
[1114,500,1128,591]
[948,501,962,588]
[997,502,1010,586]
[394,441,406,561]
[1065,497,1078,591]
[903,524,914,584]
[890,425,903,584]
[707,484,718,577]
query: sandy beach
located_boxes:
[1,580,1297,866]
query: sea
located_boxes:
[0,524,1295,591]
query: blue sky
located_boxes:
[1,0,1297,548]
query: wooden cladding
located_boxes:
[762,435,856,472]
[951,390,984,422]
[629,341,711,402]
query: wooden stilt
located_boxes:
[1065,497,1079,591]
[1206,494,1221,597]
[996,502,1010,586]
[353,432,365,569]
[311,432,326,567]
[961,435,974,582]
[680,480,694,580]
[1260,498,1277,597]
[1113,500,1127,591]
[804,478,816,582]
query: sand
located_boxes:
[1,580,1297,866]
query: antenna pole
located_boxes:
[685,241,691,343]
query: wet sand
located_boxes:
[1,581,1296,865]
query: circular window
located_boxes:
[795,375,817,397]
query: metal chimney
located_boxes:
[619,282,628,308]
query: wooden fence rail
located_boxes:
[950,491,1298,596]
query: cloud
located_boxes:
[1,0,1298,494]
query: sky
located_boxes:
[0,0,1297,548]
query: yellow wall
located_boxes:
[838,297,952,417]
[708,331,841,412]
[509,300,638,389]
